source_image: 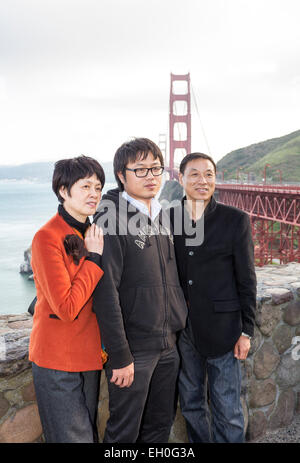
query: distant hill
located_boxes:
[0,161,115,183]
[216,129,300,183]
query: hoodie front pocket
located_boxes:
[124,286,165,334]
[119,287,137,322]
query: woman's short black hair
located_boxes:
[52,155,105,203]
[113,138,164,191]
[179,152,216,175]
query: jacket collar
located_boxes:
[181,195,217,219]
[58,204,90,237]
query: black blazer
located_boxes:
[170,196,257,358]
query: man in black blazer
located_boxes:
[171,153,256,443]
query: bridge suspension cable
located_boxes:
[191,83,212,156]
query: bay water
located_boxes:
[0,180,116,315]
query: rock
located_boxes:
[269,389,295,430]
[169,405,188,443]
[0,330,31,377]
[268,276,299,284]
[246,411,267,441]
[19,263,32,275]
[241,360,252,396]
[241,396,248,433]
[21,381,36,402]
[249,378,277,408]
[7,314,32,323]
[266,400,276,418]
[159,180,183,203]
[283,300,300,326]
[0,404,42,443]
[255,303,282,336]
[19,247,32,275]
[97,375,109,442]
[97,396,109,443]
[253,342,280,379]
[289,282,300,297]
[272,324,293,354]
[8,319,33,330]
[264,288,294,305]
[0,393,9,419]
[296,392,300,415]
[249,325,262,355]
[257,294,272,305]
[275,352,300,388]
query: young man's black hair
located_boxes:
[52,155,105,203]
[113,138,164,191]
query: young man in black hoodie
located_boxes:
[93,138,187,443]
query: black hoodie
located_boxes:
[92,188,188,369]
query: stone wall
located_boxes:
[0,263,300,443]
[0,314,42,443]
[243,262,300,441]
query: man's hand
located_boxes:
[234,335,251,360]
[110,362,134,388]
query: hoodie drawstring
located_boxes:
[158,212,173,261]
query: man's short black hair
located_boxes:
[52,155,105,204]
[113,138,164,191]
[179,152,216,175]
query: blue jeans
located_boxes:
[178,329,244,443]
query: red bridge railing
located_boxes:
[215,183,300,266]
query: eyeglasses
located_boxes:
[125,166,164,178]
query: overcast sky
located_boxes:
[0,0,299,166]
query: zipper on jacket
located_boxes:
[154,231,169,350]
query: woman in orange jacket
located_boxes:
[29,155,106,443]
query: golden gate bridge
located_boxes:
[162,73,300,267]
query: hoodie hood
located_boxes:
[95,187,149,218]
[101,187,121,204]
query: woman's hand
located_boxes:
[84,224,104,255]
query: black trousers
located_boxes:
[32,363,101,443]
[104,346,180,443]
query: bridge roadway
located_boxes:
[215,182,300,226]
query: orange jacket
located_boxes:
[29,213,104,372]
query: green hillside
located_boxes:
[217,129,300,183]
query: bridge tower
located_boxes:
[169,73,191,179]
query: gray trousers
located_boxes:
[32,363,101,443]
